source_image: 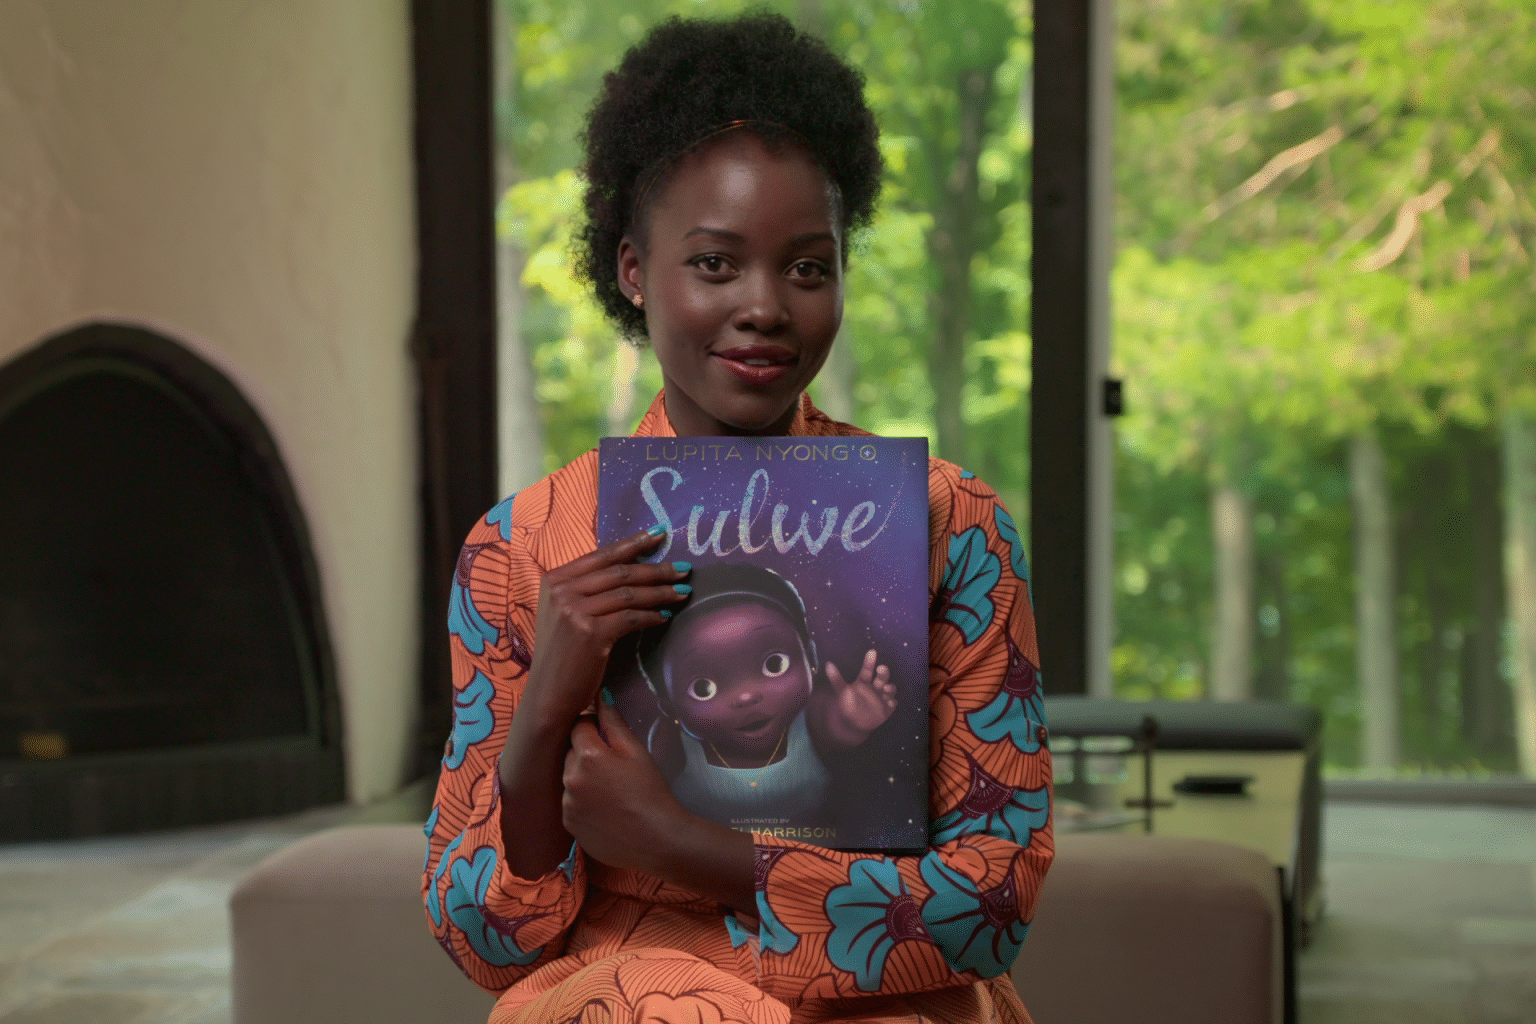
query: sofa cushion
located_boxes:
[1011,832,1283,1024]
[230,824,495,1024]
[231,825,1281,1024]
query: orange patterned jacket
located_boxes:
[423,392,1053,1017]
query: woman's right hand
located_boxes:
[518,527,692,727]
[497,527,690,881]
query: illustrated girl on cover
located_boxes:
[634,563,896,822]
[424,12,1053,1024]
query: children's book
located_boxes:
[597,436,930,852]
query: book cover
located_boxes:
[597,436,930,852]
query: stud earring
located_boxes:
[632,293,644,308]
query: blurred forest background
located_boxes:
[491,0,1536,777]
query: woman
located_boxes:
[425,13,1052,1024]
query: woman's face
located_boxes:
[618,132,844,437]
[663,600,812,762]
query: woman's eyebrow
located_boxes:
[679,227,836,246]
[683,226,745,242]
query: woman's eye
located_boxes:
[762,652,791,677]
[688,678,719,701]
[788,260,830,282]
[691,255,730,275]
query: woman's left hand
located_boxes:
[561,700,687,874]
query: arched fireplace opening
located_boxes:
[0,323,344,840]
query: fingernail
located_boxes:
[647,524,667,537]
[673,584,692,595]
[659,609,673,620]
[600,686,616,706]
[672,561,692,573]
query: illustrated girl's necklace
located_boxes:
[709,726,788,770]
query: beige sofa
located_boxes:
[231,825,1283,1024]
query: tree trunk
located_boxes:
[1210,481,1254,701]
[493,18,545,496]
[924,67,994,465]
[1254,549,1291,702]
[606,341,641,438]
[1350,430,1400,771]
[1465,434,1512,758]
[1408,449,1452,756]
[1501,408,1536,778]
[495,240,546,494]
[815,331,858,423]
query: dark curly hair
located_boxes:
[575,11,884,340]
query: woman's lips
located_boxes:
[713,346,797,386]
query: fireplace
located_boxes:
[0,323,344,840]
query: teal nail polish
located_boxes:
[672,561,692,573]
[673,584,692,595]
[647,523,667,537]
[600,686,616,707]
[659,609,673,619]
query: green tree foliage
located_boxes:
[494,0,1033,517]
[495,0,1533,773]
[1113,0,1535,770]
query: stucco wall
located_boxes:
[0,0,418,803]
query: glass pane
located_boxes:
[492,1,1033,520]
[1113,1,1534,776]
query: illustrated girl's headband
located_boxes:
[636,562,818,704]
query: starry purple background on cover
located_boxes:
[598,436,930,850]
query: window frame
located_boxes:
[406,0,1109,759]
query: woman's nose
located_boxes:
[731,273,788,335]
[732,685,761,707]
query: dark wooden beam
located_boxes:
[1030,0,1094,696]
[410,0,499,774]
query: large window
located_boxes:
[491,1,1034,519]
[1112,0,1536,776]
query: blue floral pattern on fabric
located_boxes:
[422,805,441,874]
[755,893,800,955]
[448,544,499,655]
[724,912,753,949]
[445,671,495,769]
[931,755,1050,846]
[967,635,1047,754]
[557,840,580,883]
[993,504,1030,589]
[754,846,800,955]
[426,829,467,927]
[937,528,1001,644]
[920,855,1029,978]
[446,847,543,967]
[826,858,932,992]
[968,692,1044,753]
[485,492,517,541]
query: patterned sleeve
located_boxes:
[421,488,588,994]
[742,463,1053,1002]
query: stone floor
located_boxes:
[0,802,360,1024]
[1297,802,1536,1024]
[0,795,1531,1023]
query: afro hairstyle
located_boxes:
[574,10,884,341]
